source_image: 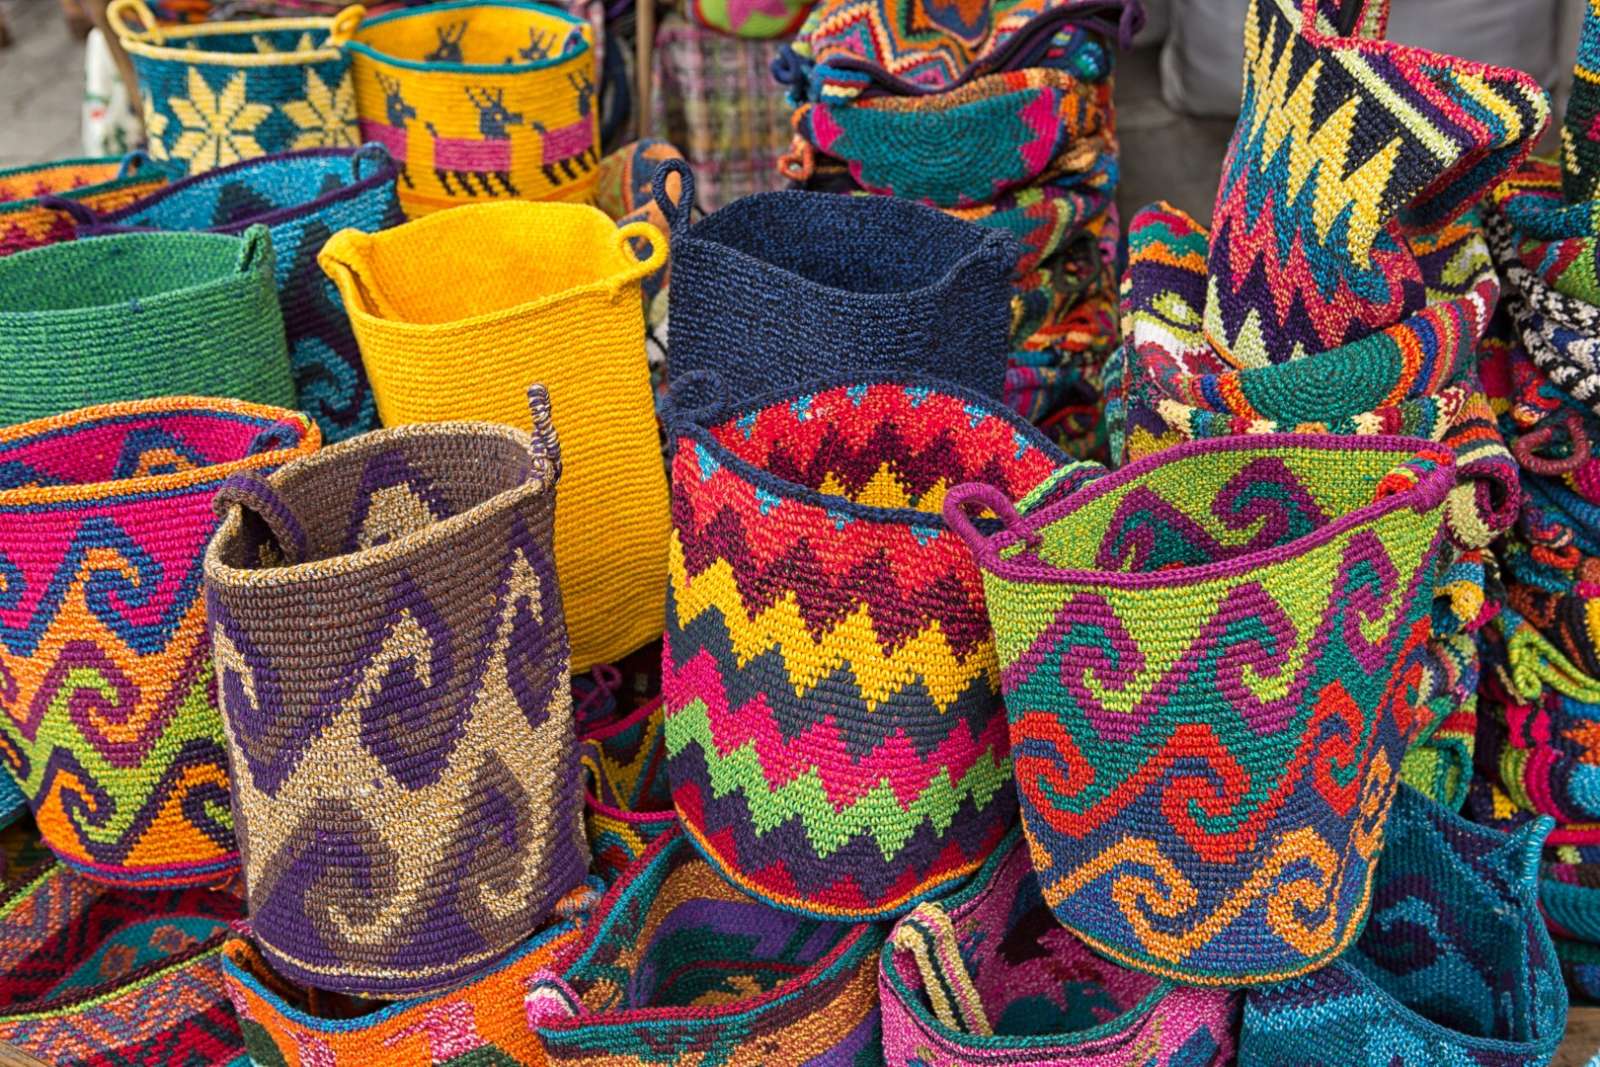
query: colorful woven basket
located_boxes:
[111,0,365,176]
[0,399,318,888]
[1238,786,1567,1067]
[318,200,669,672]
[348,0,598,217]
[662,375,1065,919]
[881,831,1239,1066]
[690,0,811,38]
[659,161,1018,407]
[61,146,404,445]
[222,883,598,1067]
[0,226,296,425]
[580,697,676,888]
[204,388,587,997]
[0,154,167,258]
[946,432,1455,983]
[0,857,247,1066]
[527,828,886,1065]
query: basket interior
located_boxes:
[0,232,245,312]
[0,407,280,489]
[356,5,584,65]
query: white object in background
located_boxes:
[83,27,141,157]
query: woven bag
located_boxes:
[347,0,598,217]
[0,226,296,425]
[58,146,404,445]
[222,883,598,1067]
[527,828,886,1065]
[1238,786,1567,1067]
[0,399,319,888]
[0,154,167,258]
[659,162,1017,407]
[945,432,1455,984]
[662,374,1066,919]
[880,832,1239,1066]
[580,696,676,888]
[204,388,588,997]
[318,200,669,672]
[0,857,247,1066]
[110,0,365,176]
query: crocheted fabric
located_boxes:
[222,884,598,1067]
[580,697,676,888]
[1396,629,1478,811]
[0,399,318,888]
[113,0,363,176]
[948,433,1454,984]
[204,402,587,997]
[593,138,684,303]
[880,832,1239,1065]
[0,227,297,425]
[662,377,1064,919]
[1563,0,1600,205]
[527,829,885,1065]
[0,155,167,258]
[1239,786,1567,1066]
[0,859,247,1066]
[75,146,406,443]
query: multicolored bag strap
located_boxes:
[888,902,994,1036]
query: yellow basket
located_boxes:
[347,0,600,217]
[319,200,669,670]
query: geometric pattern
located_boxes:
[951,433,1454,983]
[0,400,318,888]
[663,379,1062,918]
[0,156,167,259]
[580,697,676,888]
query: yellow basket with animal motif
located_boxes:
[347,0,598,217]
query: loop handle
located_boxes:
[649,158,695,235]
[213,471,310,565]
[114,149,153,179]
[351,142,393,182]
[524,974,584,1026]
[327,3,365,45]
[890,903,993,1036]
[526,384,563,485]
[778,134,817,183]
[658,369,726,431]
[107,0,163,43]
[35,195,102,229]
[1513,412,1592,476]
[942,482,1032,558]
[236,224,275,276]
[612,221,669,288]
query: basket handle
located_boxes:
[350,142,393,182]
[213,471,310,566]
[107,0,163,44]
[328,4,365,46]
[317,229,383,317]
[942,483,1032,557]
[235,224,276,276]
[611,221,669,289]
[115,149,153,179]
[1512,412,1591,476]
[658,369,727,431]
[526,384,564,485]
[524,973,585,1026]
[35,195,102,229]
[890,902,994,1036]
[649,158,695,235]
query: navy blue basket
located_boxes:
[58,145,404,442]
[655,159,1018,405]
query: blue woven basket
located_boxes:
[655,159,1018,405]
[59,146,403,442]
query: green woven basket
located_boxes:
[0,226,294,424]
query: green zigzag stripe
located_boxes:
[664,696,1010,862]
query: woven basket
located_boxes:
[580,696,676,888]
[880,831,1240,1066]
[61,146,404,444]
[0,226,296,425]
[662,374,1065,919]
[222,884,598,1067]
[0,861,247,1065]
[347,0,598,217]
[1238,786,1567,1067]
[527,828,886,1065]
[204,388,588,997]
[658,160,1018,406]
[318,199,669,673]
[946,432,1454,983]
[0,154,167,258]
[689,0,811,38]
[0,399,318,888]
[110,0,365,176]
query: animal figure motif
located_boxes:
[426,87,522,197]
[359,73,416,188]
[517,28,556,62]
[425,21,467,63]
[530,73,596,186]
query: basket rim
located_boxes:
[346,0,589,74]
[117,13,351,66]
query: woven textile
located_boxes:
[0,154,167,259]
[880,832,1239,1066]
[663,376,1064,919]
[1493,161,1600,309]
[0,399,318,887]
[580,697,676,887]
[65,146,405,444]
[648,11,793,212]
[0,859,247,1066]
[527,828,886,1065]
[593,138,684,302]
[661,161,1017,406]
[204,392,588,997]
[222,884,597,1066]
[689,0,810,38]
[1238,786,1567,1067]
[0,226,296,425]
[1396,628,1478,812]
[1563,0,1600,205]
[947,433,1454,983]
[111,0,364,176]
[349,0,598,216]
[318,200,667,671]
